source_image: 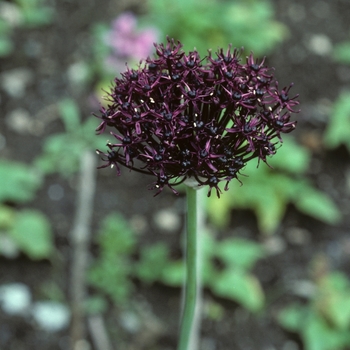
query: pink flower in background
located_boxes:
[105,12,158,69]
[111,12,137,35]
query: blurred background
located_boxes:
[1,0,350,349]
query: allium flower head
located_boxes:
[95,38,299,197]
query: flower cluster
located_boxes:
[95,38,299,197]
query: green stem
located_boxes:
[178,186,198,350]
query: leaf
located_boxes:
[215,238,265,270]
[254,178,290,234]
[135,242,184,286]
[58,99,81,133]
[278,304,305,332]
[145,0,287,56]
[211,269,264,312]
[333,42,350,64]
[0,36,14,57]
[205,191,232,228]
[87,213,136,305]
[88,256,134,305]
[161,260,184,286]
[134,242,170,283]
[0,160,42,203]
[9,210,53,259]
[85,296,108,315]
[293,183,341,225]
[15,0,54,27]
[35,133,84,175]
[21,7,54,27]
[35,98,106,177]
[97,213,136,254]
[220,165,294,234]
[0,205,16,229]
[269,136,311,174]
[323,91,350,151]
[302,313,349,350]
[316,273,350,330]
[280,304,350,350]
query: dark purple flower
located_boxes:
[95,38,299,197]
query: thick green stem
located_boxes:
[178,186,198,350]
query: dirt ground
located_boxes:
[1,0,350,349]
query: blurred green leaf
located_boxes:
[135,233,265,311]
[35,99,106,177]
[205,191,232,229]
[278,303,305,332]
[134,242,170,283]
[207,165,293,234]
[9,210,53,259]
[279,271,350,350]
[88,256,134,305]
[85,296,108,315]
[0,205,16,229]
[333,42,350,65]
[20,8,53,27]
[222,1,288,54]
[96,213,136,254]
[215,238,265,270]
[303,314,350,350]
[14,0,54,27]
[0,36,13,56]
[145,0,287,56]
[211,269,264,312]
[0,15,14,57]
[207,136,340,233]
[279,306,350,350]
[316,273,350,330]
[58,99,81,133]
[134,242,185,286]
[0,160,42,203]
[269,135,311,174]
[161,260,184,286]
[293,183,342,225]
[35,134,84,175]
[323,91,350,152]
[88,213,136,305]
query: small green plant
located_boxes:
[206,136,341,234]
[0,16,13,56]
[323,91,350,152]
[324,37,350,151]
[134,231,266,312]
[144,0,287,56]
[87,213,137,306]
[35,98,106,177]
[0,160,53,259]
[333,39,350,65]
[278,271,350,350]
[12,0,54,28]
[0,159,42,203]
[90,22,113,79]
[0,205,53,259]
[89,212,265,312]
[0,0,54,57]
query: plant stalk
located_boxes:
[178,186,199,350]
[69,150,97,349]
